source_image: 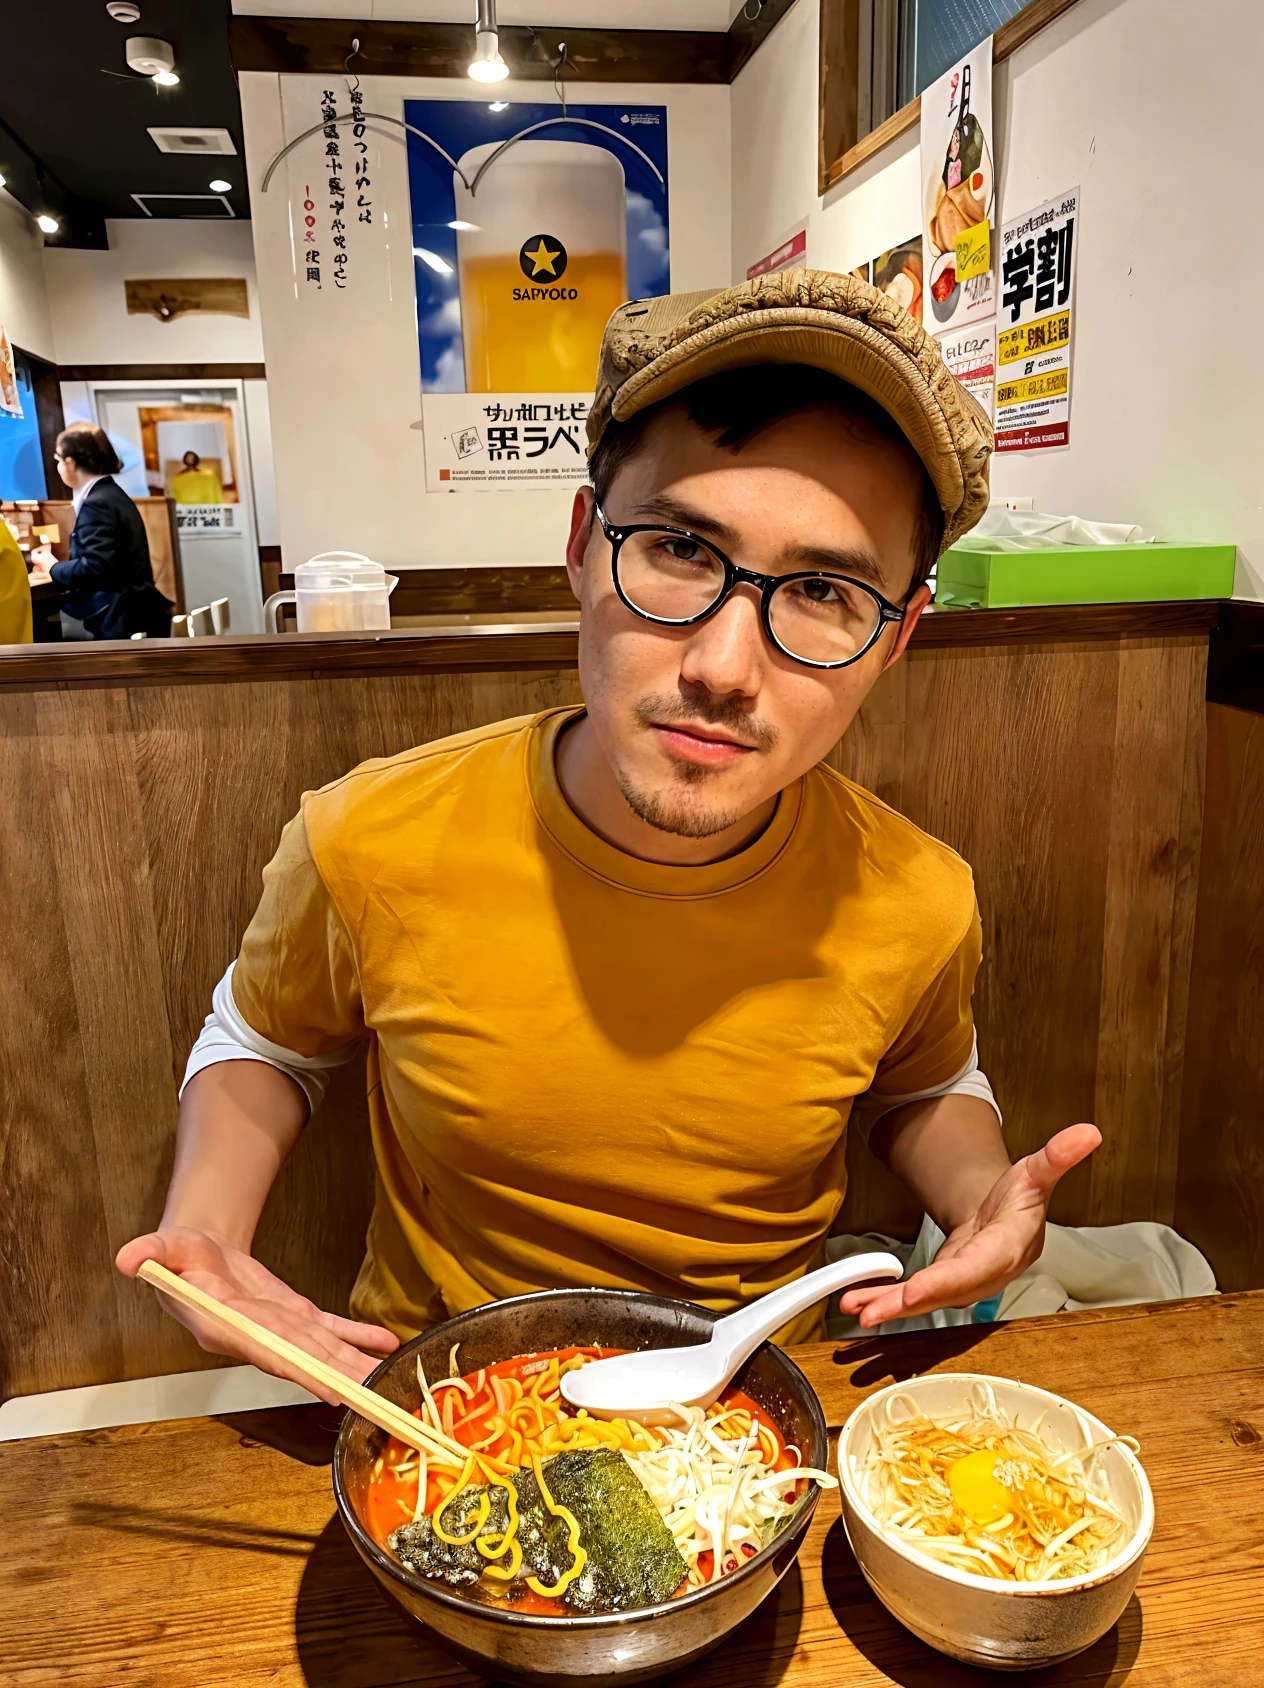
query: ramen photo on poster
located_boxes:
[920,39,996,333]
[404,99,670,491]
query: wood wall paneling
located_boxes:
[0,602,1223,692]
[0,625,1238,1397]
[830,636,1208,1243]
[1176,703,1264,1292]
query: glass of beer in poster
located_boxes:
[453,140,628,393]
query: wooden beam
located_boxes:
[729,0,801,82]
[228,16,730,83]
[55,363,266,382]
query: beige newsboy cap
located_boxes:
[588,268,993,556]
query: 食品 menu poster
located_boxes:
[404,100,670,491]
[995,187,1080,453]
[920,38,996,333]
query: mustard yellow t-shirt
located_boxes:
[233,708,980,1345]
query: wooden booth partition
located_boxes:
[0,602,1245,1401]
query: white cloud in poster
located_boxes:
[429,343,465,393]
[627,190,668,290]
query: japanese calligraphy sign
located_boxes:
[996,187,1079,453]
[404,99,669,492]
[921,38,996,332]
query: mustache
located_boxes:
[632,690,780,753]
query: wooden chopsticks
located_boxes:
[136,1259,460,1462]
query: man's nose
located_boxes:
[677,584,766,699]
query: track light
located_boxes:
[468,0,508,83]
[38,214,59,234]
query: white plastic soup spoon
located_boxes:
[559,1252,904,1427]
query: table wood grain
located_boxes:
[2,1293,1260,1687]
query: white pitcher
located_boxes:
[264,552,398,633]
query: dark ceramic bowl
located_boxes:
[334,1288,828,1687]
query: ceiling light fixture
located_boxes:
[38,214,59,234]
[0,173,6,190]
[126,35,178,82]
[467,0,508,83]
[488,100,509,112]
[209,178,231,192]
[106,1,142,21]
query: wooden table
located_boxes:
[2,1294,1261,1687]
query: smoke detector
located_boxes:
[107,2,141,21]
[126,36,175,76]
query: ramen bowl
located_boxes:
[838,1373,1153,1671]
[334,1288,828,1687]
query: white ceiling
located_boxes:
[230,1,745,27]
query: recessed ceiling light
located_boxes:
[38,214,59,234]
[209,178,231,192]
[153,69,180,86]
[448,219,478,231]
[489,101,509,112]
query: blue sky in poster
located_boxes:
[404,100,669,393]
[0,352,44,500]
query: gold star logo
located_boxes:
[524,237,561,278]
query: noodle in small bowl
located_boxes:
[838,1373,1153,1671]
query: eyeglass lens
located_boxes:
[614,529,883,665]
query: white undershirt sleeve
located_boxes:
[850,1030,1001,1140]
[180,961,360,1114]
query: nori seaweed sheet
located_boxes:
[388,1447,687,1613]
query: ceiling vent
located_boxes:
[147,126,238,157]
[131,193,236,219]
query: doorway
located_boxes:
[91,384,266,633]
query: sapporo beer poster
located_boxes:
[404,100,670,491]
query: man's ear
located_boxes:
[882,581,933,672]
[564,486,596,603]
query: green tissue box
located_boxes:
[934,541,1236,609]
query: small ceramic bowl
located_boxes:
[838,1373,1153,1672]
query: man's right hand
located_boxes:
[115,1227,400,1404]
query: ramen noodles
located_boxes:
[364,1345,836,1616]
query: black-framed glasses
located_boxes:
[593,503,905,670]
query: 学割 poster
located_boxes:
[995,187,1079,453]
[404,100,670,492]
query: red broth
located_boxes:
[365,1347,800,1613]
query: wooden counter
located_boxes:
[3,1293,1261,1687]
[0,600,1258,1402]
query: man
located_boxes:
[118,272,1098,1397]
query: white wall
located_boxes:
[0,191,54,362]
[241,71,731,571]
[732,0,1264,600]
[43,219,264,367]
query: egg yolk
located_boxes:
[948,1449,1013,1525]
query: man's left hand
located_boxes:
[839,1122,1101,1329]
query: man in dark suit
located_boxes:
[49,425,173,640]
